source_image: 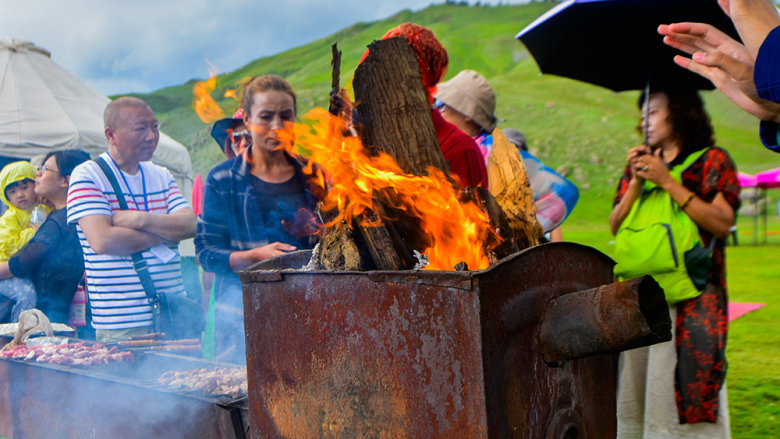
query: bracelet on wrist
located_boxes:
[680,192,696,210]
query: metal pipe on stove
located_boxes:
[537,275,671,365]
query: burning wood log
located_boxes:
[487,128,544,248]
[309,37,539,271]
[457,186,520,264]
[309,221,366,271]
[312,37,448,270]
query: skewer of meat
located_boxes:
[150,344,202,352]
[117,338,200,348]
[128,332,166,341]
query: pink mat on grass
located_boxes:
[728,302,766,322]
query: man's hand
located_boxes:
[659,22,780,122]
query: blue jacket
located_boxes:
[754,25,780,153]
[195,153,319,282]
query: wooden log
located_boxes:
[328,43,343,116]
[312,37,530,270]
[352,37,450,177]
[350,37,452,266]
[309,221,366,271]
[487,128,544,248]
[354,206,416,270]
[314,37,449,270]
[457,187,520,263]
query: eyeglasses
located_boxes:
[433,99,446,113]
[37,165,60,175]
[230,130,251,144]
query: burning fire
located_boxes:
[278,108,498,271]
[193,75,224,123]
[192,62,229,123]
[224,89,239,101]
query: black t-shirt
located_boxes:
[248,174,312,249]
[8,208,84,322]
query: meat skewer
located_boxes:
[117,338,200,348]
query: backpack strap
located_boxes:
[672,147,709,179]
[671,148,720,252]
[94,156,161,305]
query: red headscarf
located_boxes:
[361,23,449,103]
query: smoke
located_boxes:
[4,345,246,436]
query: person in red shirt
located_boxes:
[370,23,488,189]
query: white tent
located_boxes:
[0,37,195,256]
[0,37,194,201]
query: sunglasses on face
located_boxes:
[433,99,447,113]
[230,130,251,144]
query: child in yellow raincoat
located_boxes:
[0,161,49,322]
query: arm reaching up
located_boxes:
[659,22,780,122]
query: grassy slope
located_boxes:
[127,2,772,223]
[127,3,778,437]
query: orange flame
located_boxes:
[192,61,225,123]
[224,88,239,101]
[279,108,498,271]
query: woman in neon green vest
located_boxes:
[610,86,740,438]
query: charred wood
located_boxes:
[458,186,520,263]
[328,43,343,116]
[309,222,365,271]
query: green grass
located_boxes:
[727,241,780,439]
[123,2,779,436]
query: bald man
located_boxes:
[67,97,196,342]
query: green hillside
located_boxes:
[128,1,772,230]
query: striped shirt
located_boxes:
[67,153,190,330]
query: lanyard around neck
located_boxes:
[107,153,148,212]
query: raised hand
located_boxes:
[659,22,780,122]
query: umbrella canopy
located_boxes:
[516,0,741,92]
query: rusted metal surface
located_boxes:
[475,242,617,438]
[241,242,642,438]
[242,259,487,437]
[0,345,248,438]
[538,275,671,364]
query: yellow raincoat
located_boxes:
[0,161,49,263]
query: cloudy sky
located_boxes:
[1,0,528,96]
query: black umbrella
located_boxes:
[516,0,741,92]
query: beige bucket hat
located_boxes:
[436,69,498,132]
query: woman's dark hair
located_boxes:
[43,149,91,178]
[637,86,715,154]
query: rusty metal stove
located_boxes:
[240,242,669,438]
